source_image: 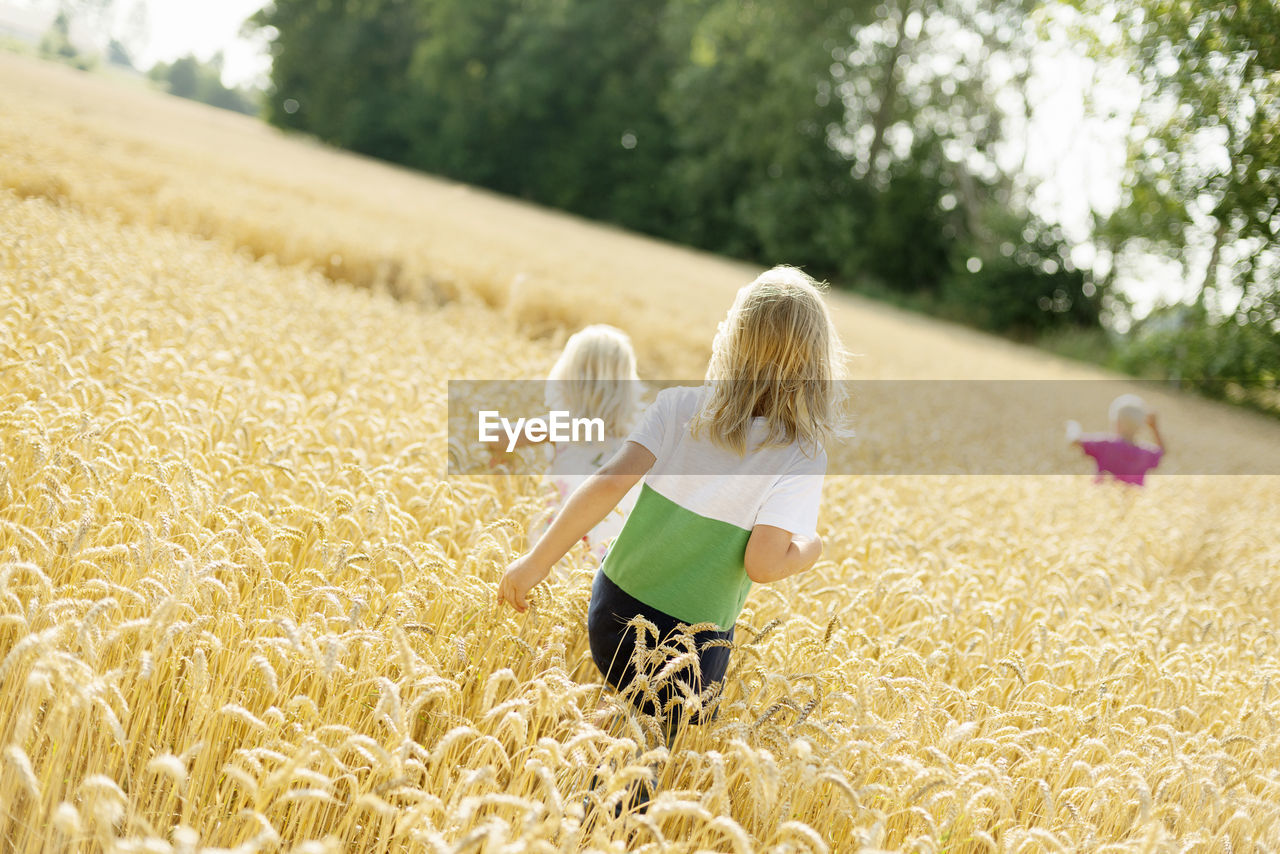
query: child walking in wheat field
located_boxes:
[1066,393,1165,486]
[498,266,845,755]
[492,325,643,562]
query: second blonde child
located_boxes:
[543,325,643,558]
[491,325,643,559]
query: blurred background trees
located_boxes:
[32,0,1270,402]
[252,0,1277,403]
[28,0,261,116]
[38,10,92,68]
[1068,0,1279,408]
[149,53,259,114]
[252,0,1110,340]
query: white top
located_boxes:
[628,385,826,537]
[547,437,639,556]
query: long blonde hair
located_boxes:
[545,324,640,437]
[692,266,846,454]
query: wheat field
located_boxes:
[2,53,1279,853]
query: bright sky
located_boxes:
[17,0,269,86]
[132,0,269,87]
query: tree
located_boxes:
[40,12,85,66]
[659,0,1093,333]
[149,54,259,116]
[251,0,1104,336]
[659,0,870,268]
[833,0,1050,281]
[251,0,425,158]
[1074,0,1280,321]
[107,38,133,69]
[251,0,679,230]
[165,56,200,99]
[1057,0,1280,401]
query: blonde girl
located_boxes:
[496,325,643,559]
[499,266,845,735]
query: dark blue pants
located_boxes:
[587,571,734,725]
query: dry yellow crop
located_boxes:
[2,53,1280,852]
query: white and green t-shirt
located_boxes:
[601,386,826,630]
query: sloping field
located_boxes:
[2,53,1279,852]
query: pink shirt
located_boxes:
[1080,436,1163,485]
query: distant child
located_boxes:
[498,266,844,740]
[493,325,643,561]
[1066,393,1165,486]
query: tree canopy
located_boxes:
[149,54,260,116]
[250,0,1100,337]
[1066,0,1279,403]
[243,0,1279,402]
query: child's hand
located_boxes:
[497,555,547,613]
[1145,412,1158,430]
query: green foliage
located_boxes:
[106,39,132,69]
[253,0,422,156]
[1074,0,1280,311]
[857,141,953,292]
[39,11,93,70]
[942,255,1097,338]
[939,204,1101,337]
[413,0,680,228]
[1057,0,1280,406]
[1034,325,1116,366]
[1114,306,1280,415]
[149,54,259,116]
[659,0,866,265]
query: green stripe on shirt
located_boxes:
[602,483,753,631]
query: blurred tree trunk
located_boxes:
[1195,218,1228,309]
[866,0,916,179]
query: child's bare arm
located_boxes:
[498,441,655,612]
[744,525,823,584]
[1065,420,1083,449]
[1146,413,1165,452]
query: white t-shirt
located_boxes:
[546,437,639,558]
[601,385,827,628]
